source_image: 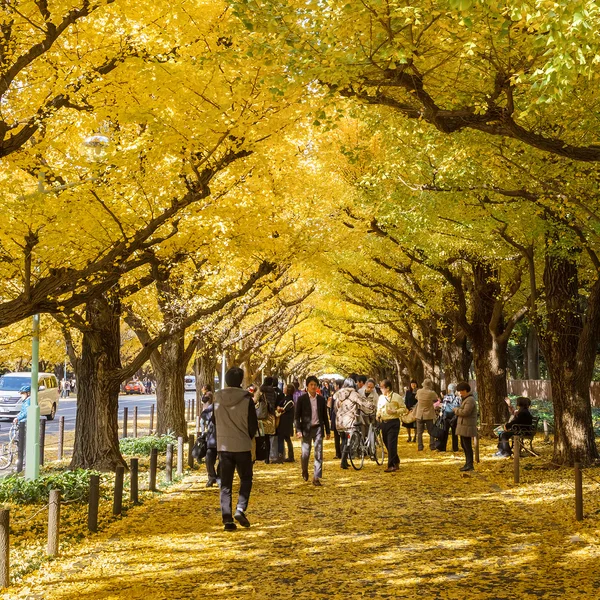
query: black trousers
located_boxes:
[436,423,459,452]
[333,429,342,458]
[218,451,253,523]
[498,431,514,455]
[205,447,219,481]
[278,432,295,460]
[460,436,474,469]
[381,419,400,468]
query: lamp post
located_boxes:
[25,314,41,480]
[221,351,226,390]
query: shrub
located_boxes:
[119,434,176,456]
[0,469,98,504]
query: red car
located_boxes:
[124,381,144,394]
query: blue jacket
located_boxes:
[16,397,30,422]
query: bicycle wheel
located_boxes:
[374,429,385,466]
[348,431,365,470]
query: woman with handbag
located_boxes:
[200,398,219,487]
[377,379,407,472]
[402,380,419,442]
[434,383,461,452]
[276,384,296,462]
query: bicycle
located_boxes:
[345,420,386,470]
[0,423,18,470]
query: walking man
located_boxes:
[213,366,258,531]
[295,376,330,486]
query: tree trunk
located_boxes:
[538,252,599,466]
[443,331,472,386]
[70,294,125,472]
[526,326,540,380]
[469,261,510,434]
[152,334,187,437]
[193,344,217,406]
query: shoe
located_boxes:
[302,470,309,481]
[341,463,349,470]
[460,465,474,472]
[412,439,417,443]
[224,522,237,531]
[312,478,322,487]
[406,438,412,443]
[384,467,396,473]
[206,479,216,488]
[284,458,295,463]
[234,511,251,528]
[334,455,341,459]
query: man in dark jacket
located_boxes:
[295,375,330,486]
[214,366,258,531]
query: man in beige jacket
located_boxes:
[415,379,438,451]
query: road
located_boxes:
[0,391,198,444]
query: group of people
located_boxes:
[202,368,534,531]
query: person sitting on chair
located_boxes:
[494,396,533,458]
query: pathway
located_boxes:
[5,440,600,599]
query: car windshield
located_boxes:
[0,375,31,391]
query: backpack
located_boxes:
[192,435,207,461]
[255,391,269,420]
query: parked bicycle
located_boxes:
[0,422,18,470]
[345,421,385,470]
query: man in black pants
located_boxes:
[213,367,258,531]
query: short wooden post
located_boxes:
[0,508,9,588]
[513,435,520,484]
[113,465,124,516]
[177,436,184,476]
[122,407,128,439]
[57,416,65,460]
[149,404,154,435]
[130,458,139,505]
[133,406,138,438]
[166,443,173,483]
[39,418,46,466]
[187,434,195,469]
[47,490,61,556]
[16,422,26,473]
[543,420,549,442]
[149,448,158,492]
[88,474,100,533]
[575,462,584,521]
[474,433,480,464]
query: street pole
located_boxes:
[221,351,226,390]
[25,314,41,480]
[64,344,68,397]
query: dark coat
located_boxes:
[505,409,533,431]
[276,394,295,437]
[403,389,418,430]
[294,393,330,437]
[200,404,217,449]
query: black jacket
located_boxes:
[200,404,217,449]
[294,393,330,436]
[505,409,533,431]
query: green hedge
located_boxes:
[0,469,97,504]
[119,434,176,456]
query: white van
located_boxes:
[0,372,60,420]
[184,375,196,392]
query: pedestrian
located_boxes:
[295,375,330,486]
[356,375,367,393]
[277,383,296,462]
[257,377,280,463]
[202,384,214,406]
[200,396,219,487]
[334,378,375,469]
[453,382,478,472]
[329,380,343,459]
[213,366,258,531]
[435,383,460,452]
[376,379,406,472]
[403,380,418,442]
[494,396,532,458]
[415,379,437,451]
[13,386,31,424]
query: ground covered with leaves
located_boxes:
[4,436,600,599]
